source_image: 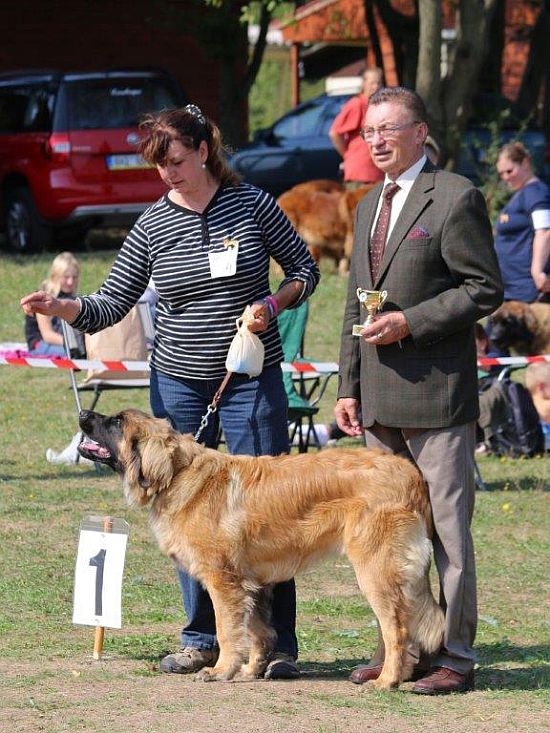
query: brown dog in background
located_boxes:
[490,300,550,355]
[78,408,444,690]
[277,180,375,275]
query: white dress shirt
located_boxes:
[371,154,427,240]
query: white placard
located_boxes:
[73,521,128,629]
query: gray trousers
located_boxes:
[364,421,477,674]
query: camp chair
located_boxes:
[278,301,335,452]
[61,301,153,416]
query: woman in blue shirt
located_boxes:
[495,142,550,302]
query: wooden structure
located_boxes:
[280,0,543,107]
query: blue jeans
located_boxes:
[150,365,298,657]
[30,340,66,357]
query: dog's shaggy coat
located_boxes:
[277,180,375,275]
[490,300,550,355]
[78,408,444,689]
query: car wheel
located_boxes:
[3,187,52,253]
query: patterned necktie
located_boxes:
[369,182,400,281]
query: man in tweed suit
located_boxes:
[335,87,503,694]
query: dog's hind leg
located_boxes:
[237,585,277,681]
[352,559,409,690]
[346,507,428,690]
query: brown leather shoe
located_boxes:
[349,663,429,685]
[412,666,475,695]
[349,663,383,684]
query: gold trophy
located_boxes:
[352,288,388,336]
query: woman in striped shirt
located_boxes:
[21,104,319,680]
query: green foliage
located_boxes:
[248,46,326,139]
[472,110,534,222]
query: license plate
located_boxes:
[106,154,150,170]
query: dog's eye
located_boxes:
[111,417,123,429]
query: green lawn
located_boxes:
[0,248,548,733]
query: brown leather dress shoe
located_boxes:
[349,663,429,685]
[349,663,383,684]
[412,666,475,695]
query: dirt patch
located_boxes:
[2,658,548,733]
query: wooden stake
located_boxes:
[93,516,113,660]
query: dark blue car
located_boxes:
[229,92,547,197]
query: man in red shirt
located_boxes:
[329,68,384,188]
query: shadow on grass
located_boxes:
[476,478,549,492]
[298,644,550,691]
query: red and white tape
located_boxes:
[2,352,550,373]
[0,353,340,374]
[477,355,550,367]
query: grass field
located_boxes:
[0,246,549,733]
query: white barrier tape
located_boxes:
[3,352,548,372]
[0,354,340,374]
[478,355,550,367]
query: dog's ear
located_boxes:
[139,435,177,496]
[124,434,177,504]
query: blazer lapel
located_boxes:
[356,183,382,289]
[374,165,436,287]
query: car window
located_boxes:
[0,86,54,133]
[272,100,325,139]
[319,95,351,136]
[61,78,180,130]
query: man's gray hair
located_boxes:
[369,87,428,124]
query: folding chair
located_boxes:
[61,302,152,416]
[278,301,336,452]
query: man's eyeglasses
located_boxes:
[360,121,420,142]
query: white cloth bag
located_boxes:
[225,306,265,377]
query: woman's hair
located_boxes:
[368,86,428,124]
[498,141,531,165]
[138,106,240,187]
[42,251,80,296]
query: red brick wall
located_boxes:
[0,1,226,125]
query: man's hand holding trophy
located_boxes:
[352,288,410,345]
[352,288,388,337]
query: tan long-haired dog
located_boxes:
[490,300,550,355]
[277,180,375,275]
[78,408,444,689]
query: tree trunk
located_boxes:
[416,0,442,144]
[443,0,499,169]
[514,1,550,122]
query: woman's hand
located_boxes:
[20,291,81,323]
[21,290,59,316]
[248,300,271,333]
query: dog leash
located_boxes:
[193,370,233,442]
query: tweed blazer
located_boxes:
[337,161,504,428]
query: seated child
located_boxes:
[25,251,80,357]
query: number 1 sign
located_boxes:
[73,516,129,629]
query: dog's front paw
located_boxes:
[194,666,226,682]
[233,663,263,682]
[370,675,400,691]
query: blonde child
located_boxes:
[24,252,80,356]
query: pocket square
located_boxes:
[406,225,430,238]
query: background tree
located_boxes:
[153,0,282,146]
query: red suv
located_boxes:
[0,68,186,252]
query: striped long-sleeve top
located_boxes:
[71,183,320,379]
